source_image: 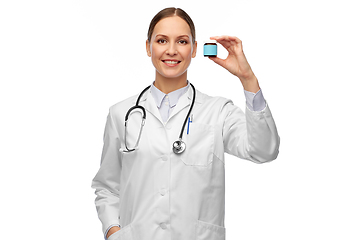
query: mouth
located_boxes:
[162,60,181,67]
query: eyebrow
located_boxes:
[155,34,190,39]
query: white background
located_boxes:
[1,0,359,239]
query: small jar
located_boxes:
[203,40,217,57]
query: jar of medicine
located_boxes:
[203,40,217,57]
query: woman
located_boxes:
[92,7,280,240]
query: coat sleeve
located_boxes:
[221,100,280,163]
[91,108,122,236]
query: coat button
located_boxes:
[160,223,167,229]
[162,156,168,161]
[160,189,166,196]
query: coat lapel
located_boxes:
[136,90,163,124]
[168,84,200,121]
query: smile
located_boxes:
[162,60,181,66]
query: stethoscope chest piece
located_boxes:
[173,139,186,154]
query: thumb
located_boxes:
[208,56,226,68]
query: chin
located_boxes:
[158,70,186,79]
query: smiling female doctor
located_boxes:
[92,7,280,240]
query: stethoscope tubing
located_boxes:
[179,83,196,141]
[124,83,196,154]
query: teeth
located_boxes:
[164,61,179,64]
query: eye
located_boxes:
[178,40,188,45]
[157,39,167,44]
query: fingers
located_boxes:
[210,35,243,54]
[208,56,226,68]
[210,35,242,45]
[210,36,232,49]
[210,35,241,42]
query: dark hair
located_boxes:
[147,7,196,44]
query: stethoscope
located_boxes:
[122,83,196,154]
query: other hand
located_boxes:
[106,226,121,239]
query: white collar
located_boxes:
[150,81,190,108]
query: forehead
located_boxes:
[153,16,191,38]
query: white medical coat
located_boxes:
[92,86,280,240]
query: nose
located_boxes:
[166,42,178,56]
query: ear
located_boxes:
[146,40,151,57]
[192,41,197,58]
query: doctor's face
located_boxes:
[146,16,197,81]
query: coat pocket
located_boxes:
[180,123,214,167]
[195,220,226,240]
[108,224,137,240]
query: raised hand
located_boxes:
[209,35,260,93]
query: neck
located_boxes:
[154,72,188,94]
